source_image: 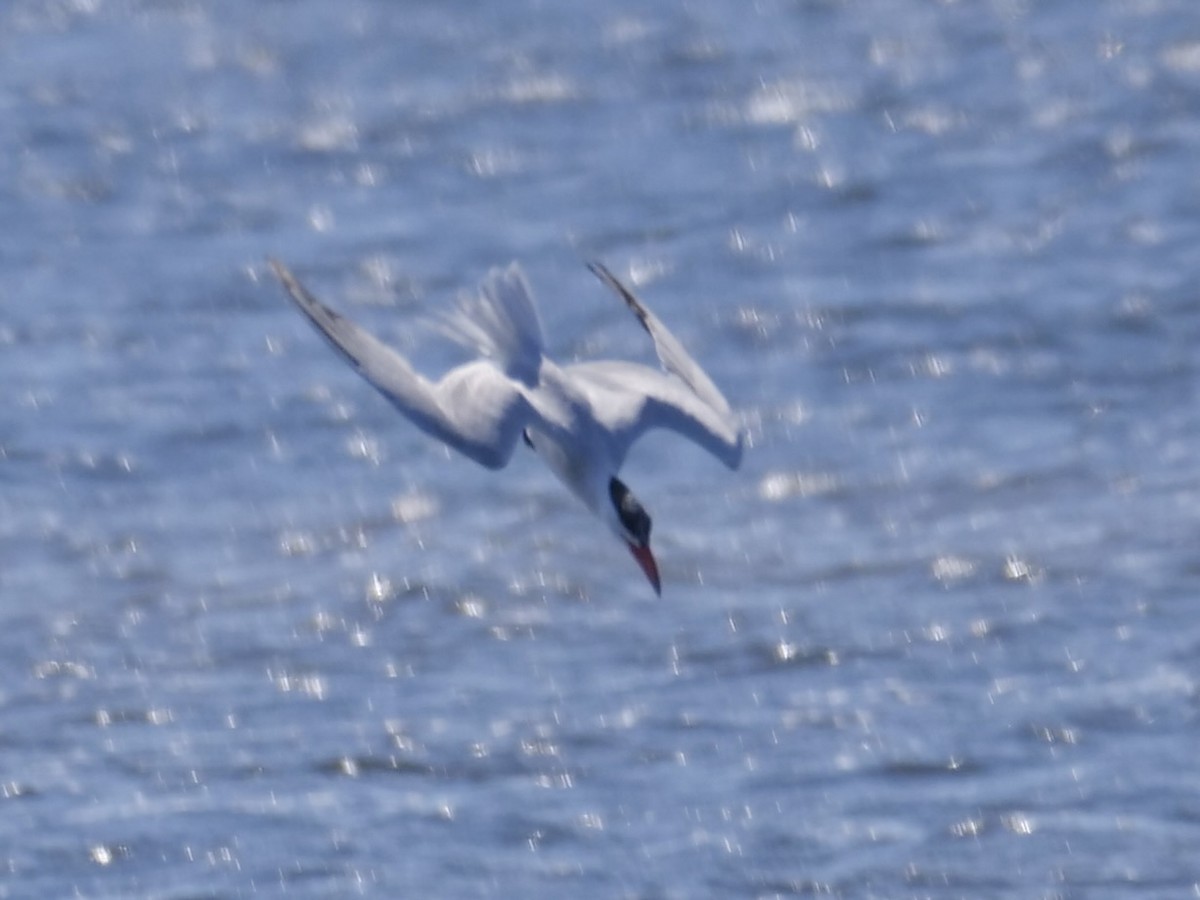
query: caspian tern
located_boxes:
[270,258,744,594]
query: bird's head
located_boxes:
[607,477,661,596]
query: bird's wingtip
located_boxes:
[266,256,291,283]
[586,260,649,324]
[728,433,747,471]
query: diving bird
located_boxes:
[270,258,744,594]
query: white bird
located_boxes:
[270,258,744,595]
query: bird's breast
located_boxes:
[523,373,612,512]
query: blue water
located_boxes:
[4,0,1200,896]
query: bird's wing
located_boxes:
[583,262,743,468]
[271,259,534,470]
[564,361,743,470]
[587,262,736,421]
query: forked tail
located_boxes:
[438,263,545,385]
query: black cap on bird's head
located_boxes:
[609,477,660,595]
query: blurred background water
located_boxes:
[3,0,1200,896]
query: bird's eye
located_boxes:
[609,478,651,545]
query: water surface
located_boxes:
[3,0,1200,896]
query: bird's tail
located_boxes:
[437,263,545,385]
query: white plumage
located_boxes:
[270,258,744,594]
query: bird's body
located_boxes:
[270,259,744,594]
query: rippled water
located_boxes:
[4,0,1200,896]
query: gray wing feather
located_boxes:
[587,262,736,419]
[566,361,743,469]
[271,259,533,470]
[584,263,744,468]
